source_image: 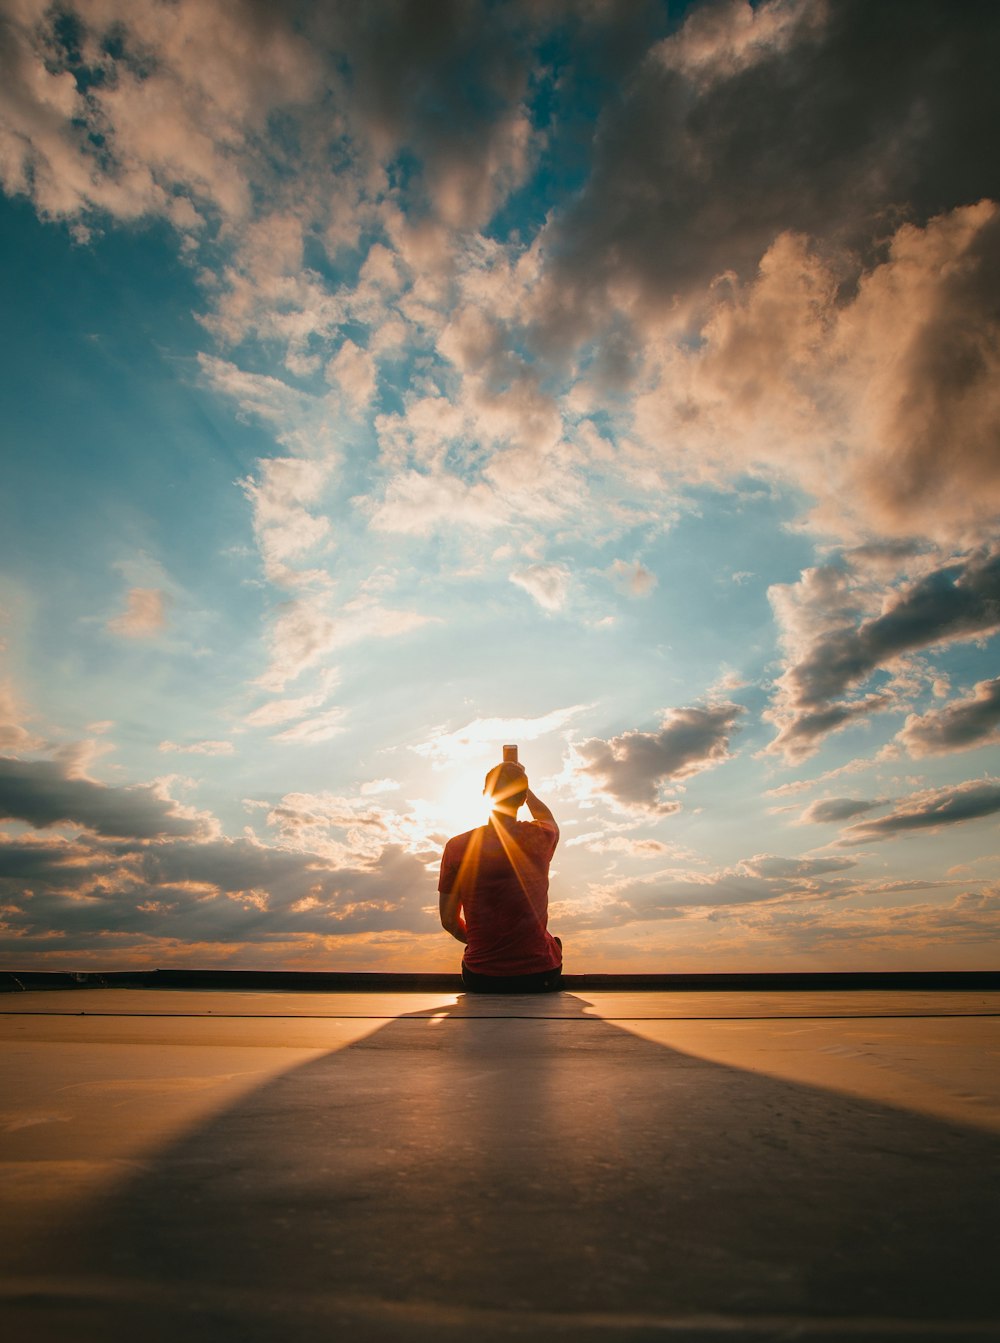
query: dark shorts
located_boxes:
[461,964,562,993]
[461,957,563,995]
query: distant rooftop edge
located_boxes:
[2,968,999,993]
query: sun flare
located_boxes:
[428,767,495,840]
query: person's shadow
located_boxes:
[10,993,1000,1341]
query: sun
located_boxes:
[429,766,495,839]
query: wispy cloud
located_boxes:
[510,563,572,612]
[107,588,170,639]
[413,706,588,768]
[840,779,1000,845]
[159,740,235,757]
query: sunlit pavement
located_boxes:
[2,988,999,1342]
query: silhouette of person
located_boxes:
[438,760,563,992]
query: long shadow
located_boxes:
[8,994,1000,1342]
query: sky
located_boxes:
[1,0,1000,974]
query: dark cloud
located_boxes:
[0,756,208,839]
[800,797,884,824]
[740,854,856,879]
[320,0,667,229]
[770,549,1000,759]
[769,696,891,761]
[0,830,436,949]
[899,678,1000,757]
[840,780,1000,845]
[789,550,1000,709]
[542,0,1000,327]
[579,701,744,811]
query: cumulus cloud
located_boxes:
[0,0,320,226]
[578,702,744,812]
[898,678,1000,758]
[324,1,541,230]
[325,339,377,411]
[0,754,210,839]
[542,0,1000,325]
[840,779,1000,845]
[106,587,170,638]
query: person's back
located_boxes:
[438,760,562,992]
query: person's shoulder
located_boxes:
[518,818,558,839]
[445,824,487,850]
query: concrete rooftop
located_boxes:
[2,986,999,1342]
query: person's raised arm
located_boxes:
[525,788,558,835]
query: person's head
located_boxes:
[484,761,528,816]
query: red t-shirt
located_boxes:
[438,816,561,976]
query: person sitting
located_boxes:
[438,760,563,993]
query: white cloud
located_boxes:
[325,339,377,410]
[271,707,348,744]
[510,562,571,612]
[413,706,588,769]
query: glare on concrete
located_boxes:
[2,988,998,1341]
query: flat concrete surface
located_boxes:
[2,989,999,1341]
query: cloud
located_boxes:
[413,706,588,768]
[677,889,1000,961]
[158,740,235,757]
[255,592,430,694]
[271,707,347,744]
[0,0,321,226]
[325,1,541,230]
[325,339,377,411]
[541,0,1000,328]
[766,548,1000,760]
[509,562,571,612]
[898,678,1000,758]
[840,779,1000,845]
[245,671,340,729]
[565,849,860,929]
[106,587,170,638]
[607,559,657,598]
[578,702,744,812]
[582,837,675,859]
[0,754,210,839]
[0,829,438,948]
[799,797,884,824]
[240,455,334,580]
[0,679,44,753]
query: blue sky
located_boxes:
[2,0,1000,971]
